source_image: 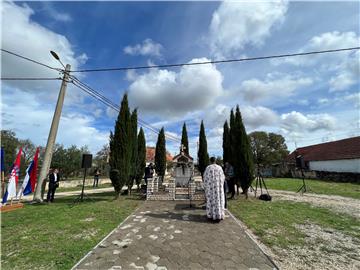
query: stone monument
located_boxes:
[172,145,194,187]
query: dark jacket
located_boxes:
[49,173,59,184]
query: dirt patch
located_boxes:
[268,190,360,218]
[74,228,99,240]
[271,223,360,270]
[81,217,95,222]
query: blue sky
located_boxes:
[1,1,359,158]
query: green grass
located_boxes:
[264,178,360,199]
[228,198,360,249]
[56,182,113,193]
[1,191,143,270]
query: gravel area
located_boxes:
[246,189,360,270]
[268,189,360,218]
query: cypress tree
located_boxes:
[135,128,146,189]
[198,120,209,177]
[128,109,138,194]
[233,105,254,197]
[109,93,132,199]
[181,122,189,155]
[223,121,231,163]
[155,127,166,181]
[229,109,236,166]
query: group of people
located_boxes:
[203,158,236,223]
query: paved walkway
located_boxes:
[73,201,277,270]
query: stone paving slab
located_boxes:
[73,201,277,270]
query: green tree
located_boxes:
[268,133,289,164]
[249,131,289,168]
[51,144,90,178]
[155,127,166,181]
[198,120,209,177]
[1,130,19,173]
[109,94,132,198]
[249,131,269,167]
[222,121,231,164]
[128,109,138,194]
[93,144,110,176]
[181,122,189,155]
[229,109,236,166]
[233,106,254,197]
[135,128,146,189]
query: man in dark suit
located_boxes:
[46,168,59,203]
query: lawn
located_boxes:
[1,191,143,270]
[263,178,360,199]
[228,198,359,249]
[56,182,113,193]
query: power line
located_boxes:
[70,76,181,142]
[70,47,360,73]
[1,77,61,81]
[72,81,181,143]
[70,76,182,143]
[1,48,61,72]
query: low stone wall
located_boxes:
[146,177,205,201]
[315,171,360,183]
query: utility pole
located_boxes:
[33,64,71,202]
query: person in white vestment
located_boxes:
[203,157,226,222]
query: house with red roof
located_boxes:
[146,147,173,165]
[287,136,360,182]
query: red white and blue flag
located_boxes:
[2,148,22,205]
[17,147,39,197]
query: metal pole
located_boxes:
[33,64,71,202]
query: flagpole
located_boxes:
[1,171,4,198]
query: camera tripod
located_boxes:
[254,169,270,198]
[296,168,312,194]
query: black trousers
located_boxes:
[46,182,57,202]
[228,177,236,198]
[93,176,99,187]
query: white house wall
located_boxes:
[309,159,360,173]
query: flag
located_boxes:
[0,147,4,173]
[17,148,39,197]
[2,148,22,205]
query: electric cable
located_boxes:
[70,47,360,73]
[70,77,183,144]
[1,49,62,72]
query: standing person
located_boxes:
[93,168,100,188]
[203,157,226,222]
[46,168,59,203]
[144,163,154,186]
[224,162,235,199]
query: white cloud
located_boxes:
[281,111,336,133]
[209,1,288,58]
[274,31,360,92]
[342,93,360,108]
[240,74,313,103]
[128,58,224,116]
[278,31,359,67]
[1,1,88,102]
[242,106,279,129]
[124,39,163,57]
[106,107,118,118]
[329,50,359,92]
[41,2,72,22]
[1,89,108,154]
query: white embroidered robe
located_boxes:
[203,164,225,220]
